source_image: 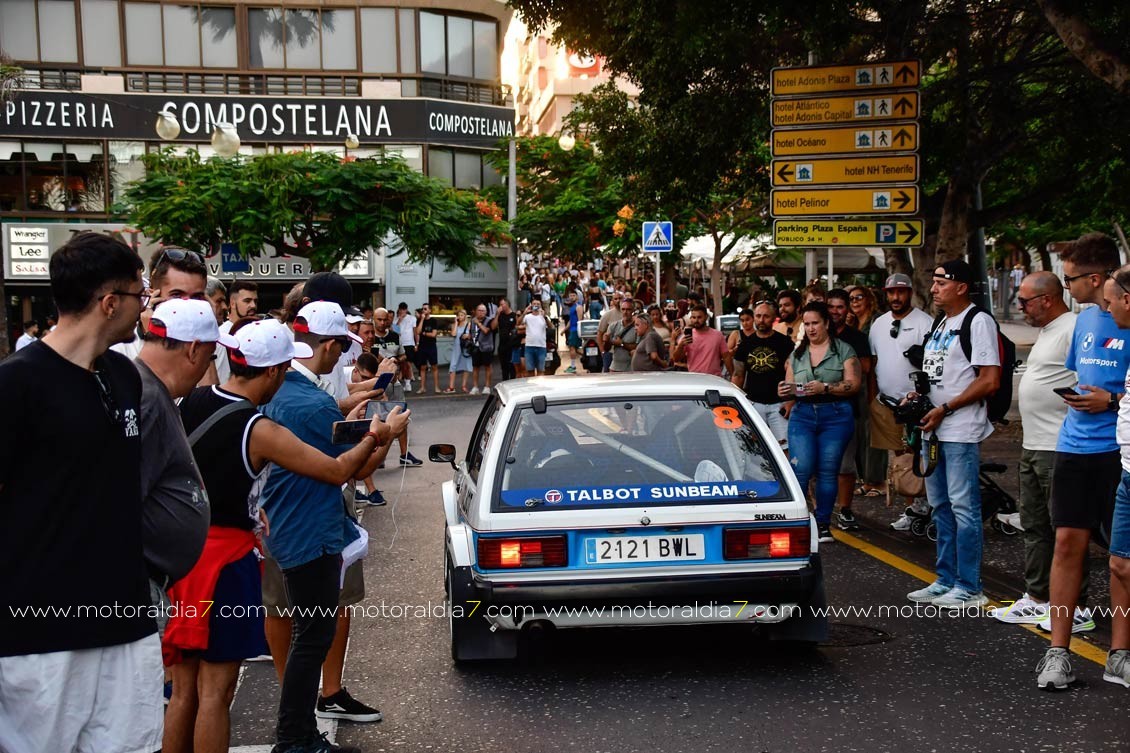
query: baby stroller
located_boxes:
[902,462,1021,541]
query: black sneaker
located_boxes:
[817,525,834,543]
[316,687,382,723]
[399,451,423,467]
[357,489,386,507]
[272,731,363,753]
[836,508,860,530]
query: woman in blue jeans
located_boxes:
[778,302,861,543]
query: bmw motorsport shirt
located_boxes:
[1057,306,1130,454]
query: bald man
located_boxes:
[990,271,1077,626]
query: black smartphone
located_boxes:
[331,419,372,445]
[371,371,395,393]
[1053,386,1080,398]
[365,400,408,421]
[683,327,693,338]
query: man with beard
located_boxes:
[868,274,936,530]
[825,289,874,530]
[773,289,803,345]
[732,302,794,448]
[215,280,259,383]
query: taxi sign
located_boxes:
[772,61,919,96]
[772,155,919,187]
[771,123,918,157]
[772,91,919,127]
[773,219,924,247]
[771,186,919,217]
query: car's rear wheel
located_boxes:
[445,553,516,663]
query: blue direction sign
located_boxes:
[220,242,250,273]
[641,221,673,253]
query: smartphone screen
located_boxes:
[331,419,372,445]
[365,400,408,421]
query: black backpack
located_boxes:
[923,304,1017,424]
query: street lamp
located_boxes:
[558,133,575,151]
[211,122,240,157]
[155,110,180,141]
[344,133,360,150]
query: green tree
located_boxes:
[118,149,508,272]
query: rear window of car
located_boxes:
[494,397,788,512]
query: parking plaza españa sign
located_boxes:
[771,60,920,96]
[770,123,918,157]
[771,186,919,217]
[772,91,919,127]
[772,155,919,187]
[773,219,924,247]
[642,221,674,253]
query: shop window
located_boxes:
[16,143,105,212]
[108,141,145,209]
[0,142,22,212]
[454,151,481,190]
[360,8,396,73]
[429,148,453,186]
[0,2,38,62]
[38,0,79,63]
[80,0,122,67]
[385,145,423,173]
[399,9,416,74]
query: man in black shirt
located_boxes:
[731,304,795,448]
[494,297,519,380]
[826,289,875,529]
[413,303,440,393]
[0,233,162,753]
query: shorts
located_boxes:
[511,347,524,364]
[839,430,858,475]
[471,350,494,367]
[0,633,163,753]
[1111,470,1130,558]
[262,555,364,618]
[567,332,582,349]
[525,346,546,371]
[869,397,905,451]
[402,345,416,364]
[1050,450,1120,531]
[197,551,269,663]
[415,343,438,366]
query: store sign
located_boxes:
[2,221,375,282]
[0,91,513,147]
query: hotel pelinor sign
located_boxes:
[0,90,513,147]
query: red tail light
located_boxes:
[478,536,567,568]
[723,528,810,560]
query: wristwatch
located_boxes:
[942,403,955,416]
[1109,392,1122,411]
[822,382,831,394]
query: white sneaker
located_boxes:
[932,587,988,609]
[988,593,1047,624]
[907,581,952,603]
[890,513,912,531]
[469,387,480,395]
[404,380,413,392]
[1035,607,1096,634]
[996,511,1024,531]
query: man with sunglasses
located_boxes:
[868,274,935,530]
[988,272,1075,632]
[1036,232,1128,689]
[0,233,163,753]
[112,246,208,360]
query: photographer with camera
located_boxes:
[777,301,861,543]
[870,274,935,530]
[905,260,1000,610]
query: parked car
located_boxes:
[429,373,827,662]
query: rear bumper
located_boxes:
[459,557,823,629]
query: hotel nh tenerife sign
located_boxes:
[0,91,513,147]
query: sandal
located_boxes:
[442,388,455,393]
[863,488,883,497]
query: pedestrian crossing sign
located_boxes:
[642,221,673,253]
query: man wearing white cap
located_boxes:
[136,298,237,594]
[868,274,935,530]
[165,316,405,753]
[260,302,408,753]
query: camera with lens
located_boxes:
[879,371,934,426]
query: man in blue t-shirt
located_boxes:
[1037,233,1129,691]
[563,291,584,373]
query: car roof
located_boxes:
[493,373,744,405]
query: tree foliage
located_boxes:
[118,150,509,272]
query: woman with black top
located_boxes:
[777,302,861,543]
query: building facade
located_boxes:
[0,0,516,344]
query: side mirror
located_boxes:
[429,443,457,469]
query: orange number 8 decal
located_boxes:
[712,406,743,430]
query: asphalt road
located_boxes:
[229,389,1128,753]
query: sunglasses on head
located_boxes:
[155,248,204,266]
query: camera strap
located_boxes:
[906,427,939,478]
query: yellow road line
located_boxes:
[832,529,1109,667]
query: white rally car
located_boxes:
[429,373,827,662]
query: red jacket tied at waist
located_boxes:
[163,526,259,667]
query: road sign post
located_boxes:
[641,221,673,308]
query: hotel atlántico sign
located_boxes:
[0,90,513,147]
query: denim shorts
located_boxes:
[525,346,547,371]
[1110,470,1130,558]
